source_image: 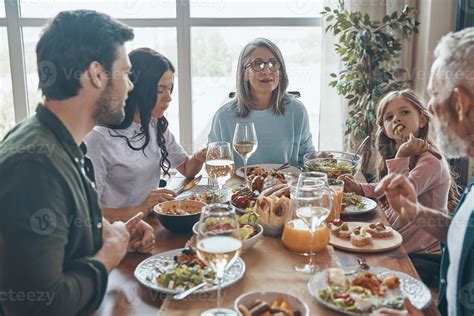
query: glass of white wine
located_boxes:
[196,204,242,316]
[205,142,235,196]
[293,173,334,274]
[232,122,257,185]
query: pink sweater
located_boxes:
[361,152,450,254]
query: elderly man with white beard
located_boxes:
[373,27,474,316]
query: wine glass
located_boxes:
[292,174,334,274]
[196,204,242,316]
[205,142,235,196]
[232,122,258,185]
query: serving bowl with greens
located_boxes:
[192,212,263,253]
[303,151,361,178]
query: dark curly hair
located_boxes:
[105,48,175,177]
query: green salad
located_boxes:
[156,264,215,291]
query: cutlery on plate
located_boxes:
[274,162,290,172]
[175,175,202,196]
[172,279,218,300]
[357,256,369,270]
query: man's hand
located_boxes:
[125,212,155,253]
[94,218,130,272]
[374,173,419,221]
[370,298,425,315]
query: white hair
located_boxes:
[433,27,474,99]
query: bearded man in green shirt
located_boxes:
[0,10,155,315]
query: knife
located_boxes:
[175,175,202,196]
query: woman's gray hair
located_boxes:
[233,38,289,117]
[433,27,474,99]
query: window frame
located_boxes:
[2,0,322,147]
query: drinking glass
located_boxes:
[196,204,242,316]
[232,122,258,185]
[327,179,344,222]
[293,174,333,274]
[205,142,235,195]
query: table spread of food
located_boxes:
[95,153,436,316]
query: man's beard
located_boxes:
[432,117,469,158]
[93,79,125,125]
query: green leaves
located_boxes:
[322,2,419,144]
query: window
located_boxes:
[3,0,322,151]
[190,0,323,18]
[0,28,15,139]
[191,27,321,148]
[19,0,176,18]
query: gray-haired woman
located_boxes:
[208,38,315,168]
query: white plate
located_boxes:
[236,164,301,178]
[176,185,233,203]
[342,196,378,215]
[235,291,310,316]
[308,266,431,315]
[134,248,246,295]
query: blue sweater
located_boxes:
[208,95,315,168]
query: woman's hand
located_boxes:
[396,133,430,158]
[141,189,177,213]
[338,174,364,195]
[194,147,207,163]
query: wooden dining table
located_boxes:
[93,172,439,316]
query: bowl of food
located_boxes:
[303,151,361,178]
[192,213,263,253]
[153,200,206,234]
[235,291,309,316]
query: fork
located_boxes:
[173,279,219,300]
[344,256,370,275]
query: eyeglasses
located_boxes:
[245,58,281,72]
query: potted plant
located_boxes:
[322,0,419,176]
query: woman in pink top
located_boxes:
[340,89,458,255]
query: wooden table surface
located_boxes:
[94,173,439,316]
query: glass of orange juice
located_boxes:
[282,219,330,255]
[326,179,344,223]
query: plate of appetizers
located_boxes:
[329,220,403,253]
[236,164,300,179]
[134,248,245,295]
[309,266,431,314]
[341,193,377,216]
[235,291,309,316]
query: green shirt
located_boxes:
[0,104,107,315]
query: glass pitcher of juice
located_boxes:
[282,219,330,254]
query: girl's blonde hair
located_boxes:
[375,89,459,210]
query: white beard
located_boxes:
[432,117,469,158]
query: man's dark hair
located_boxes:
[36,10,134,100]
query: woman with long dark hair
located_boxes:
[85,47,206,221]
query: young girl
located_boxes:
[340,89,458,256]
